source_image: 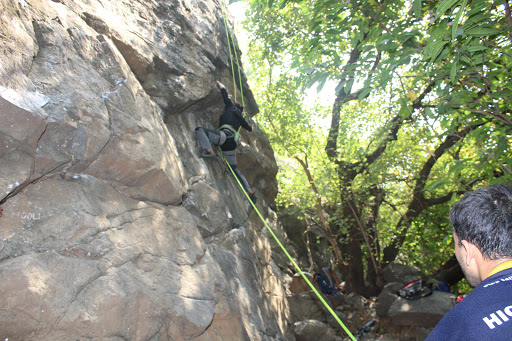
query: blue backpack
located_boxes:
[315,267,341,296]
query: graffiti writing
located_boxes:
[11,212,41,220]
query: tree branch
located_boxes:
[382,123,480,264]
[294,156,348,270]
[361,81,436,173]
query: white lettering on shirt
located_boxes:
[483,306,512,329]
[484,280,501,288]
[484,313,503,329]
[497,310,510,322]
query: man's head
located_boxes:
[234,102,244,112]
[450,184,512,285]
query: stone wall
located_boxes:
[0,0,292,340]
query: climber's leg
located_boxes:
[223,150,256,203]
[195,127,221,157]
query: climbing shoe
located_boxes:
[200,150,216,158]
[249,193,257,204]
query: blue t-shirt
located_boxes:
[426,267,512,340]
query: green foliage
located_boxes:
[398,205,454,273]
[241,0,512,291]
[452,278,473,295]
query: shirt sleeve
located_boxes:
[220,88,233,108]
[236,110,252,132]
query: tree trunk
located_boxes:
[335,201,371,296]
[341,238,366,294]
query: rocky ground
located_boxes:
[287,263,456,341]
[339,298,432,341]
[323,293,433,341]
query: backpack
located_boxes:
[219,124,242,146]
[315,267,341,296]
[397,279,433,300]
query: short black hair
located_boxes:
[450,184,512,260]
[234,102,244,111]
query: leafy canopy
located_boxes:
[238,0,512,291]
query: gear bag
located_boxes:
[315,267,341,296]
[397,279,433,300]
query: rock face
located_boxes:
[0,0,287,340]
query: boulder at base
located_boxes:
[387,291,456,328]
[294,319,339,341]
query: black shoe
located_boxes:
[249,193,257,204]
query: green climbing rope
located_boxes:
[218,3,357,340]
[220,2,239,105]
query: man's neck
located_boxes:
[483,259,512,280]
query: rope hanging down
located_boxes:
[218,2,357,340]
[219,0,245,110]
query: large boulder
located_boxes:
[294,319,339,341]
[288,292,327,322]
[387,292,456,327]
[288,272,315,294]
[376,282,405,317]
[278,207,333,270]
[377,263,456,329]
[381,262,426,284]
[0,0,285,339]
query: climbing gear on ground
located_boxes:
[219,124,242,146]
[357,318,377,339]
[397,279,433,300]
[315,267,342,296]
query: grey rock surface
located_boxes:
[0,0,285,340]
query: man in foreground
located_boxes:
[426,184,512,340]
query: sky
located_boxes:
[227,1,336,126]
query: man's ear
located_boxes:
[460,240,481,265]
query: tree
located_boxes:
[243,0,512,296]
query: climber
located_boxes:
[195,81,257,204]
